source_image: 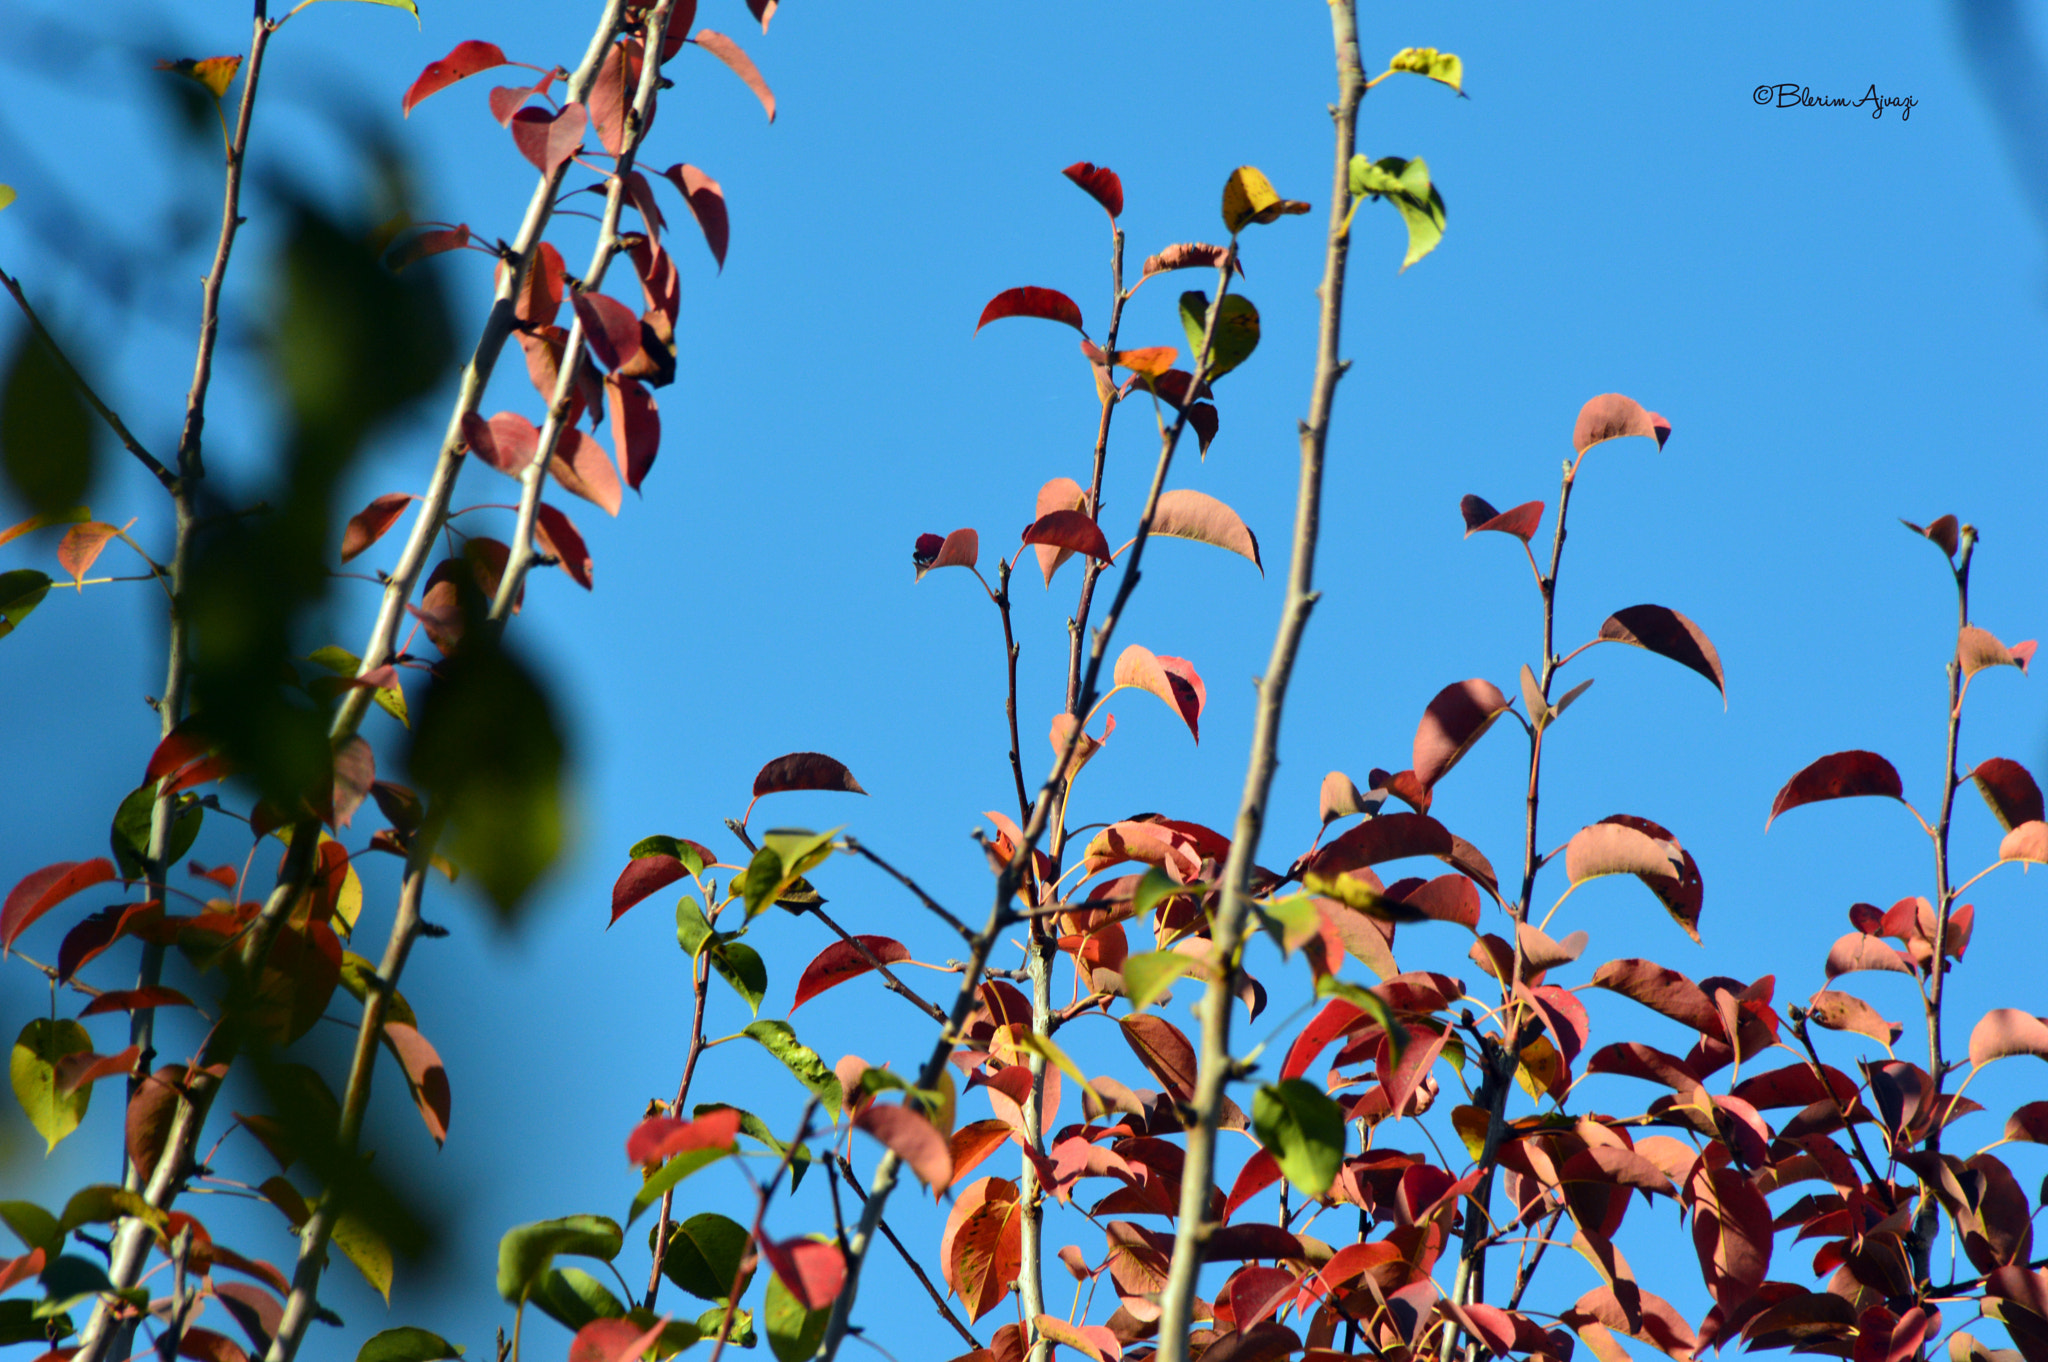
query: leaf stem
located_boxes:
[645,950,712,1309]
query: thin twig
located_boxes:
[0,271,174,491]
[646,949,713,1310]
[844,837,974,942]
[707,1100,820,1362]
[1154,10,1362,1360]
[833,1154,980,1349]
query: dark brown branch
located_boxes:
[834,1154,980,1350]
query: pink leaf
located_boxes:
[572,291,645,374]
[57,522,121,585]
[976,286,1085,335]
[1573,393,1671,454]
[461,411,538,477]
[1999,821,2048,864]
[1901,514,1960,558]
[1112,645,1204,743]
[746,0,777,33]
[1150,489,1260,572]
[533,503,593,590]
[552,428,624,516]
[1031,477,1090,586]
[606,376,662,492]
[487,71,557,127]
[1062,162,1124,218]
[855,1103,954,1191]
[341,494,416,563]
[381,1022,451,1145]
[403,40,509,117]
[509,102,587,175]
[1022,510,1110,565]
[570,1317,672,1362]
[761,1237,845,1311]
[661,164,728,269]
[1139,243,1244,281]
[692,31,775,121]
[1413,679,1510,788]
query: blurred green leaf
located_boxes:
[333,1207,395,1303]
[109,782,202,879]
[357,1326,465,1361]
[0,569,52,639]
[529,1266,624,1332]
[0,1296,69,1345]
[675,895,713,956]
[659,1212,752,1301]
[628,1146,730,1226]
[0,324,96,517]
[1123,950,1197,1011]
[0,1201,60,1253]
[407,637,567,918]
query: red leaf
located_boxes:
[856,1103,954,1191]
[1459,495,1544,543]
[1767,751,1905,829]
[1573,393,1672,454]
[1960,625,2035,679]
[660,163,728,269]
[1225,1148,1283,1220]
[1111,346,1177,377]
[949,1121,1012,1187]
[1062,162,1124,218]
[509,103,587,175]
[1139,243,1244,281]
[1300,811,1455,879]
[1118,1014,1197,1101]
[57,522,121,585]
[1023,509,1112,565]
[1185,402,1218,455]
[1972,758,2046,831]
[976,286,1085,335]
[512,242,567,326]
[1690,1164,1773,1311]
[793,936,912,1010]
[763,1236,846,1311]
[402,40,509,117]
[1901,514,1960,558]
[1970,1009,2048,1067]
[622,171,668,244]
[952,1191,1023,1321]
[570,1317,671,1362]
[382,1022,451,1145]
[752,752,867,799]
[608,848,715,928]
[80,986,196,1018]
[1150,489,1260,572]
[913,529,979,582]
[1563,817,1701,943]
[1049,712,1112,782]
[1319,771,1374,826]
[56,1044,140,1094]
[386,224,472,272]
[331,735,375,830]
[746,0,777,33]
[626,1107,742,1165]
[1112,644,1204,743]
[552,428,624,516]
[1598,605,1726,699]
[1030,477,1089,586]
[1413,679,1511,788]
[3,858,118,955]
[573,291,646,374]
[534,503,594,590]
[1590,959,1723,1037]
[177,1327,253,1362]
[341,494,416,563]
[692,31,775,121]
[606,375,662,492]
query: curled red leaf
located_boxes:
[342,494,417,563]
[1023,510,1111,564]
[753,752,867,799]
[913,528,978,582]
[403,40,510,117]
[1150,489,1260,573]
[1597,604,1725,699]
[1459,495,1543,543]
[1062,161,1124,218]
[793,935,912,1010]
[692,31,775,121]
[533,503,593,589]
[976,286,1084,335]
[1766,751,1905,829]
[1413,679,1511,789]
[1573,393,1671,454]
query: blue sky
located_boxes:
[4,1,2048,1358]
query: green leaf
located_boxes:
[11,1018,92,1153]
[306,0,419,22]
[339,951,418,1029]
[333,1207,395,1303]
[0,1296,69,1345]
[0,569,52,639]
[406,638,566,919]
[1176,292,1260,380]
[698,1307,755,1349]
[624,1310,704,1357]
[38,1254,115,1311]
[0,186,14,215]
[59,1184,164,1238]
[741,1020,843,1118]
[739,827,839,919]
[694,1104,812,1191]
[357,1326,466,1362]
[631,835,707,877]
[1132,865,1194,920]
[628,1147,731,1227]
[1315,975,1410,1062]
[765,1260,831,1362]
[709,940,767,1015]
[675,895,713,956]
[1122,950,1198,1011]
[307,645,408,726]
[1,322,96,518]
[1386,47,1464,93]
[660,1211,753,1301]
[0,1200,60,1253]
[108,782,204,879]
[1347,155,1445,272]
[529,1266,625,1332]
[1252,1078,1346,1199]
[1257,892,1322,957]
[495,1215,622,1304]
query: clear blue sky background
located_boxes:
[5,1,2048,1358]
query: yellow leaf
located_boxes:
[1221,165,1311,234]
[157,55,244,100]
[0,185,16,214]
[1387,47,1464,94]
